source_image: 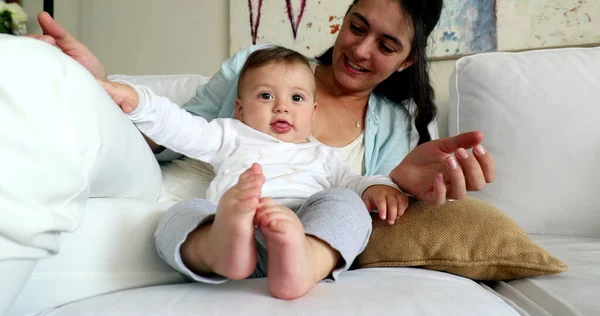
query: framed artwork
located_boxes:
[230,0,600,59]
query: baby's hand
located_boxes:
[362,185,409,225]
[98,80,139,113]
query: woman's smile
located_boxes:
[344,55,371,73]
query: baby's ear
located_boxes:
[235,98,243,120]
[312,102,318,119]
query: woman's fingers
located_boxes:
[37,12,74,45]
[444,155,467,200]
[455,147,486,192]
[37,11,108,80]
[473,145,496,183]
[423,173,447,205]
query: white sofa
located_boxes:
[1,35,598,315]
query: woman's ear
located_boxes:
[235,98,244,121]
[397,57,416,72]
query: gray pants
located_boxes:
[154,188,372,284]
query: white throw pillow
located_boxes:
[0,36,163,260]
[449,46,600,237]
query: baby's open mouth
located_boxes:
[270,120,292,133]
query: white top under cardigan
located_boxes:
[124,83,399,208]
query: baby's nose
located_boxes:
[274,102,289,113]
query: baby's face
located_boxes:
[236,63,317,143]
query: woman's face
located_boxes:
[331,0,414,93]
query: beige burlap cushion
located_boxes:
[357,196,567,281]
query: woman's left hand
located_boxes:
[390,131,496,205]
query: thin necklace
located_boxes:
[315,72,362,128]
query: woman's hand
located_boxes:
[390,131,496,205]
[362,185,409,225]
[25,12,107,80]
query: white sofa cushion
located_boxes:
[493,235,600,316]
[449,46,600,237]
[38,268,521,316]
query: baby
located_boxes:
[100,46,407,299]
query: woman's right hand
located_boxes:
[26,12,107,80]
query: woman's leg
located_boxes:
[0,35,162,311]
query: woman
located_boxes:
[17,0,495,301]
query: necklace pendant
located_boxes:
[356,121,360,128]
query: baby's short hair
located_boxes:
[237,46,312,91]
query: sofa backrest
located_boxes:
[449,46,600,237]
[107,74,210,106]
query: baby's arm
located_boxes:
[100,80,225,164]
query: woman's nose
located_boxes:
[352,38,371,60]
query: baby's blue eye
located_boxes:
[260,93,273,100]
[292,94,304,102]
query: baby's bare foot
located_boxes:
[255,200,319,299]
[202,163,264,280]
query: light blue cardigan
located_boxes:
[182,44,412,176]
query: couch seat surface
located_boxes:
[493,235,600,316]
[41,268,519,316]
[8,198,519,316]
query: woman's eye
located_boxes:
[292,94,304,102]
[259,93,273,100]
[379,43,395,54]
[350,23,364,34]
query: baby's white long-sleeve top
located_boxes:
[125,83,400,208]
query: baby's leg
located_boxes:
[255,188,372,299]
[254,200,318,299]
[179,163,265,280]
[298,188,372,281]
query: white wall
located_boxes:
[22,0,456,136]
[23,0,80,39]
[430,60,457,138]
[24,0,229,77]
